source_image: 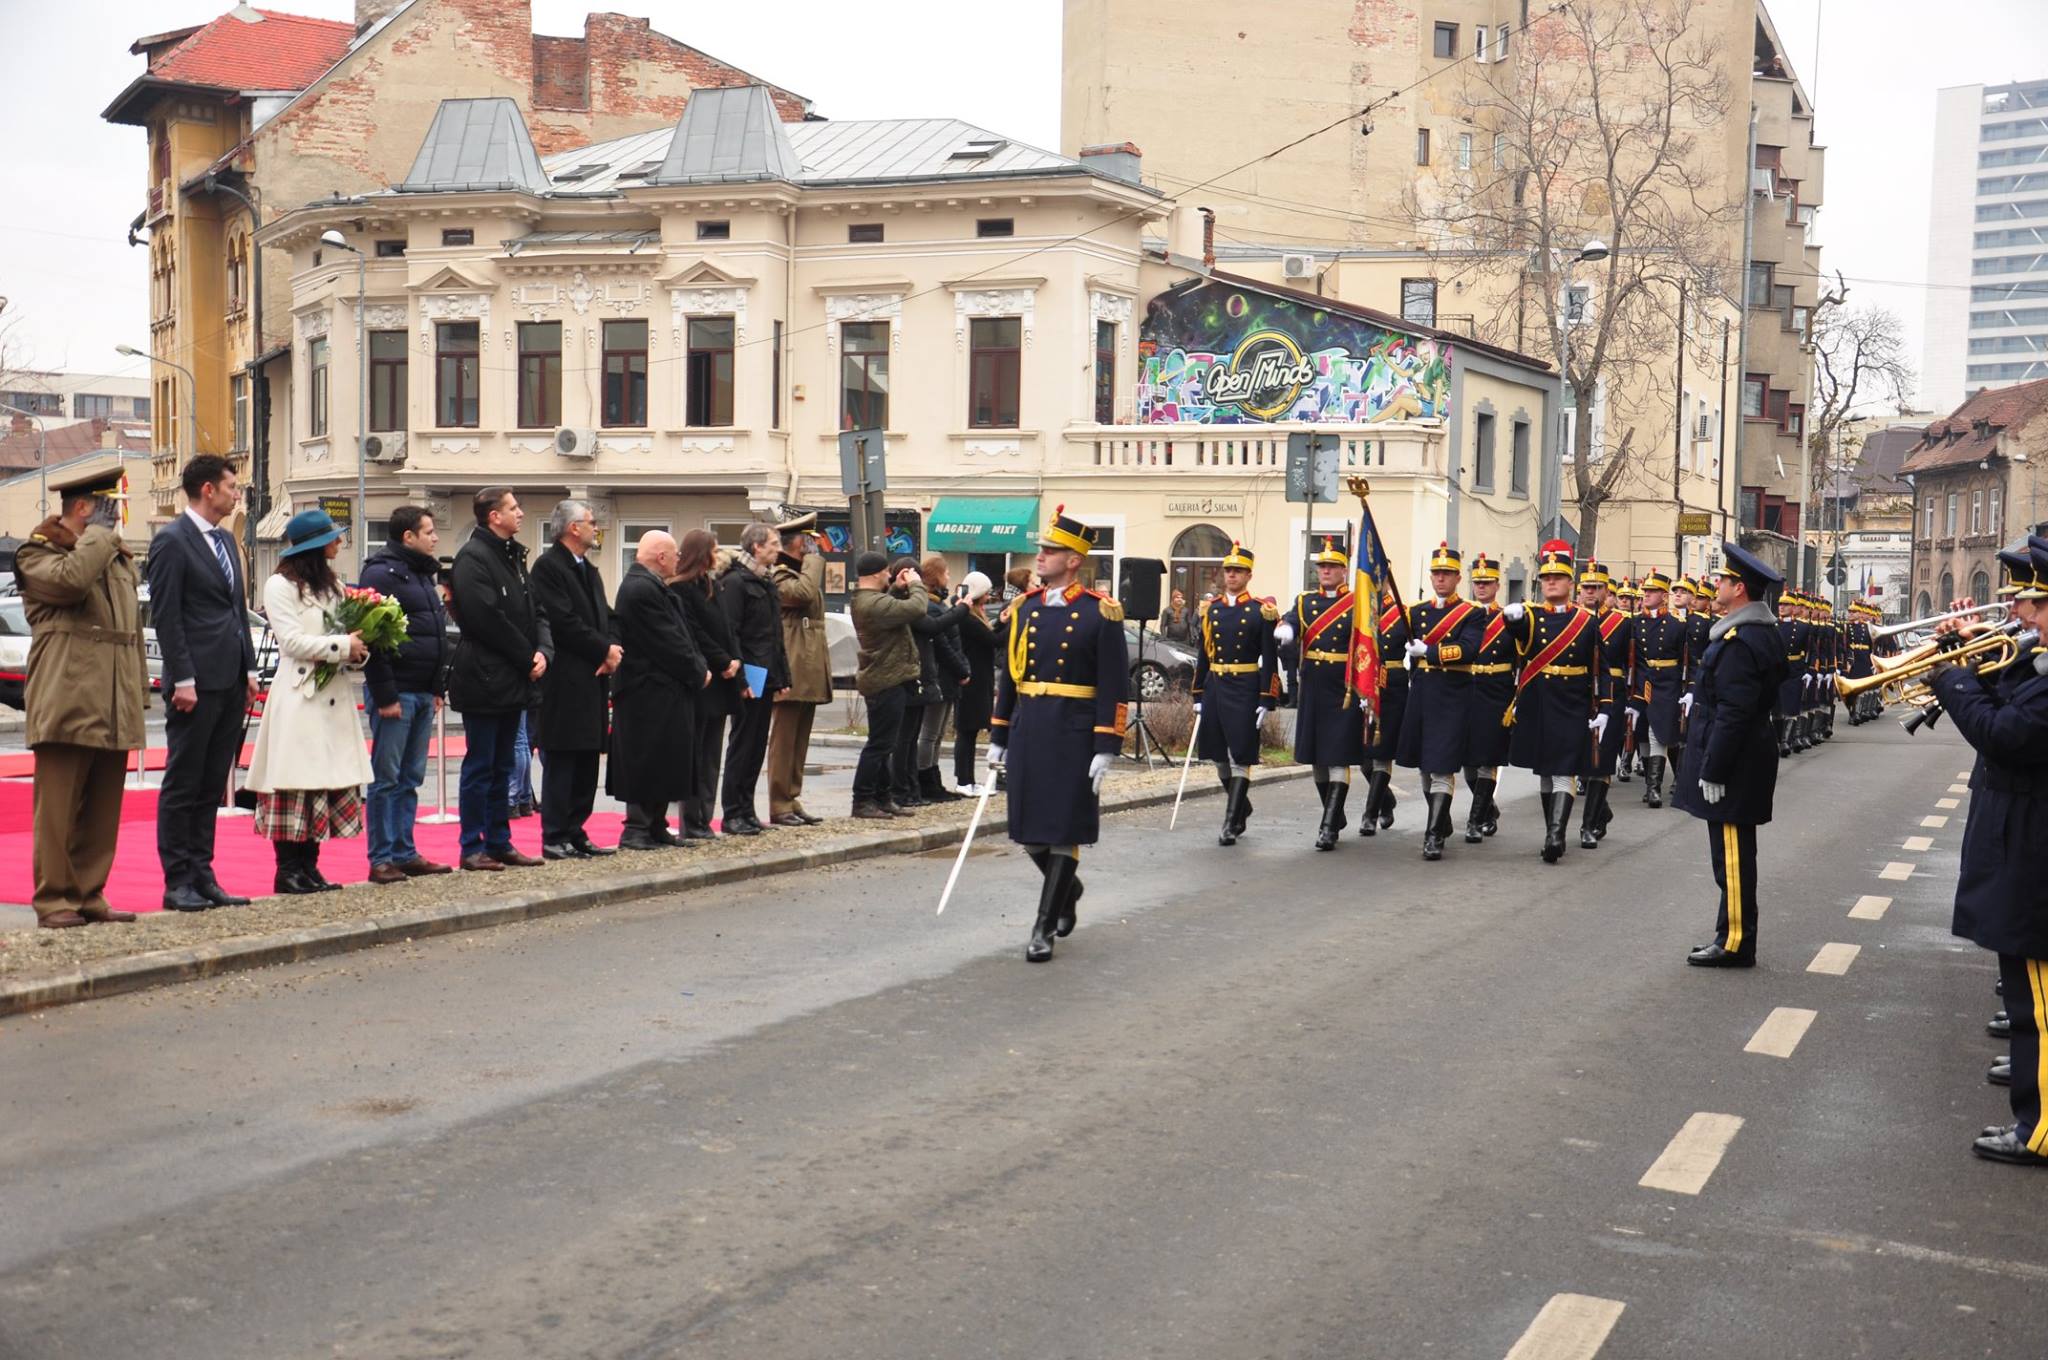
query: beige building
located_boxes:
[259,88,1561,604]
[1062,0,1824,586]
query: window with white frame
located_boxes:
[1991,487,2003,537]
[1458,132,1473,169]
[1476,24,1490,62]
[1924,496,1936,539]
[1946,493,1959,537]
[1972,489,1984,533]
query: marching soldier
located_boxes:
[1193,541,1278,846]
[1397,543,1487,860]
[1632,571,1688,808]
[1360,588,1409,837]
[1577,561,1631,848]
[1843,600,1877,724]
[1674,543,1789,967]
[1775,591,1810,756]
[1502,541,1606,864]
[1279,540,1366,851]
[986,506,1129,963]
[1461,553,1514,842]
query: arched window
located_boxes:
[1971,568,1992,605]
[1917,590,1932,619]
[1170,523,1236,607]
[1939,570,1955,608]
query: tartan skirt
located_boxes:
[254,788,364,842]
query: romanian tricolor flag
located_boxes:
[1348,494,1396,719]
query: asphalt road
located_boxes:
[1,718,2041,1359]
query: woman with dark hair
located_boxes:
[953,572,998,794]
[244,509,373,894]
[671,529,743,838]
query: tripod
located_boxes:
[1125,618,1164,769]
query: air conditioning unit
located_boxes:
[554,427,599,458]
[362,432,407,464]
[1281,253,1316,280]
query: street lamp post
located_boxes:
[0,402,48,519]
[116,341,198,475]
[1555,239,1609,543]
[320,230,369,577]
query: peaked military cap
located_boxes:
[1038,503,1100,554]
[1222,540,1255,570]
[1469,552,1502,583]
[1310,537,1349,568]
[1715,540,1783,601]
[1427,541,1462,572]
[1536,538,1576,578]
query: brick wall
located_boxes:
[532,34,589,111]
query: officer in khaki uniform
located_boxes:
[767,511,831,826]
[14,480,148,928]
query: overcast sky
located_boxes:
[2,0,2043,411]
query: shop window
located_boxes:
[685,317,734,427]
[1170,522,1235,607]
[604,319,650,427]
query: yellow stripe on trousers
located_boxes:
[2031,960,2048,1155]
[1723,824,1743,955]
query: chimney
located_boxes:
[92,417,111,448]
[1079,141,1143,186]
[1199,207,1215,268]
[8,413,30,437]
[355,0,405,35]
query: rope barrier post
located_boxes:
[419,700,458,824]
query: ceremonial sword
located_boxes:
[1169,711,1203,830]
[935,776,999,915]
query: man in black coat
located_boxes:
[1932,538,2048,1165]
[529,500,621,860]
[1673,543,1789,967]
[715,524,791,834]
[445,488,552,872]
[145,455,260,912]
[359,505,453,883]
[610,533,710,849]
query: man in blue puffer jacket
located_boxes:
[358,505,454,883]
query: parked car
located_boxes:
[136,585,276,694]
[0,595,27,709]
[1125,621,1198,702]
[825,609,857,689]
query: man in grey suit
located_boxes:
[146,455,261,911]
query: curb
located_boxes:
[0,766,1309,1019]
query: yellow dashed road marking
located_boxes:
[1879,861,1915,881]
[1808,942,1861,976]
[1745,1007,1818,1057]
[1640,1112,1744,1195]
[1848,895,1891,921]
[1504,1294,1627,1360]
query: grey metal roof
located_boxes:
[398,98,550,195]
[651,85,801,186]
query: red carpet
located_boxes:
[0,736,470,781]
[0,778,626,912]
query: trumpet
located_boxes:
[1836,619,2027,708]
[1871,600,2010,640]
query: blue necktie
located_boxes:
[208,529,235,585]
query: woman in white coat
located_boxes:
[246,509,372,894]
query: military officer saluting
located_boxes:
[1674,543,1789,967]
[1397,543,1487,860]
[986,506,1129,963]
[1461,553,1515,842]
[1501,541,1607,864]
[1194,541,1278,846]
[1279,538,1366,851]
[1631,571,1688,808]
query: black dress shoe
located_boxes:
[162,884,216,912]
[1972,1127,2048,1165]
[576,840,616,858]
[795,809,826,825]
[722,817,762,837]
[616,832,663,851]
[273,869,324,896]
[1989,1012,2012,1038]
[1989,1057,2013,1086]
[1687,943,1756,968]
[542,841,589,861]
[196,878,252,907]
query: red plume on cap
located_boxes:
[1054,503,1065,516]
[1540,538,1572,555]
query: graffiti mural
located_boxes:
[1136,280,1451,425]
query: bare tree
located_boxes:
[1407,0,1737,560]
[1805,282,1916,508]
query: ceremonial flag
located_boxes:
[1348,493,1396,718]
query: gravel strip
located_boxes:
[0,764,1306,1014]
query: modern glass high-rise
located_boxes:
[1923,78,2048,412]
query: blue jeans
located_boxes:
[458,710,520,859]
[366,692,435,867]
[511,712,536,804]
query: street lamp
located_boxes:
[321,228,369,576]
[1554,240,1609,534]
[116,343,198,479]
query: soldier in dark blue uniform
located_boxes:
[1576,562,1631,849]
[1193,541,1278,847]
[1674,544,1789,967]
[986,507,1129,963]
[1397,543,1488,860]
[1632,571,1688,809]
[1359,592,1408,836]
[1842,600,1878,723]
[1776,592,1813,755]
[1503,542,1607,863]
[1613,578,1644,784]
[1280,540,1366,851]
[1932,538,2048,1162]
[1461,553,1514,842]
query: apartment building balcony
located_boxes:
[1054,421,1449,482]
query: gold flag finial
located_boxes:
[1345,476,1373,500]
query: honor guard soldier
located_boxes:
[1576,561,1631,848]
[1461,553,1514,842]
[1674,543,1789,967]
[1631,571,1687,808]
[1806,596,1834,743]
[1614,577,1645,783]
[1397,543,1487,860]
[1194,541,1278,846]
[986,506,1129,963]
[1360,588,1409,836]
[1843,601,1878,723]
[1774,591,1811,756]
[1279,539,1367,850]
[1501,541,1607,863]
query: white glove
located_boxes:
[1589,713,1609,740]
[1255,707,1269,727]
[1680,692,1695,717]
[1503,602,1527,621]
[1192,701,1202,717]
[1627,707,1640,730]
[1700,779,1726,804]
[1404,639,1429,660]
[1274,621,1296,645]
[1089,752,1114,795]
[986,744,1008,770]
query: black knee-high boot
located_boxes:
[1358,769,1385,837]
[1219,776,1250,846]
[1317,781,1348,851]
[1645,755,1665,808]
[1579,780,1604,848]
[1422,789,1452,860]
[1026,853,1077,962]
[1544,789,1573,863]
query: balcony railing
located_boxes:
[1058,421,1448,478]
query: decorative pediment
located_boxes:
[948,279,1041,351]
[295,306,332,342]
[821,290,905,354]
[410,264,493,294]
[667,281,749,344]
[655,258,756,289]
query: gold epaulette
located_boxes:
[1260,601,1280,622]
[1087,589,1124,623]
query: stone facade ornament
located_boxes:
[954,287,1036,351]
[566,271,597,316]
[355,302,408,331]
[428,439,481,457]
[1089,291,1133,327]
[301,440,329,464]
[512,284,559,321]
[823,292,905,353]
[962,439,1022,459]
[296,308,331,342]
[668,285,749,344]
[597,436,654,456]
[677,436,735,457]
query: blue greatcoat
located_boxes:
[1194,593,1278,766]
[1673,606,1789,826]
[1288,589,1367,768]
[1933,654,2048,958]
[990,585,1129,847]
[1396,596,1488,773]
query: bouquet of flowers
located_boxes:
[312,586,410,691]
